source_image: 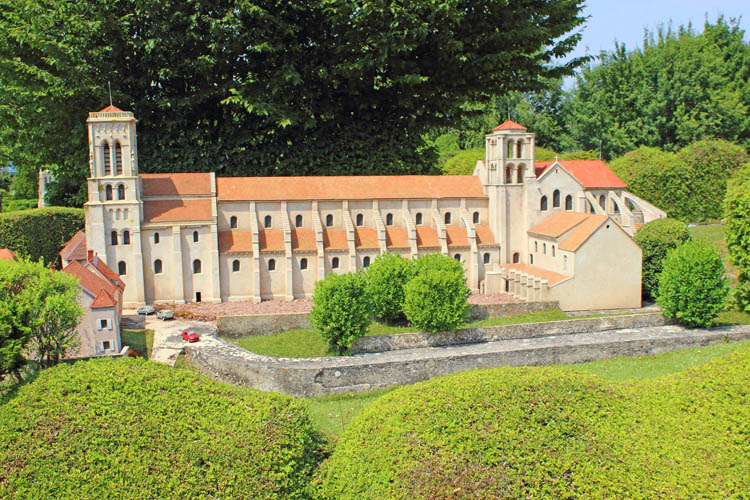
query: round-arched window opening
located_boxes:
[154,259,163,274]
[193,259,202,274]
[232,260,240,272]
[268,259,276,271]
[363,256,370,268]
[332,257,339,269]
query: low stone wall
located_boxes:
[349,312,670,354]
[216,300,560,337]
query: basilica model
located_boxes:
[75,105,665,311]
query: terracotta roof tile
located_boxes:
[62,261,117,298]
[355,228,379,249]
[141,173,213,197]
[59,231,87,262]
[90,289,117,309]
[259,230,284,252]
[493,120,527,131]
[528,211,591,238]
[506,263,568,286]
[216,175,486,201]
[0,248,17,261]
[475,225,496,246]
[97,105,124,113]
[219,231,253,253]
[416,226,439,248]
[535,160,627,189]
[559,215,609,251]
[143,200,213,223]
[90,255,124,292]
[323,229,348,250]
[446,225,469,247]
[386,227,409,249]
[291,229,316,251]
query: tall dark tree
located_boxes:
[0,0,587,205]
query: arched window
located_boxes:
[154,259,163,274]
[114,142,123,175]
[599,195,606,210]
[454,254,461,262]
[473,212,480,224]
[613,200,620,214]
[326,214,333,227]
[230,216,238,229]
[563,255,568,270]
[110,231,118,245]
[535,241,538,252]
[103,141,111,175]
[193,259,201,274]
[300,258,308,270]
[507,140,514,158]
[268,259,276,271]
[553,190,560,208]
[512,252,520,264]
[117,184,125,200]
[122,230,130,245]
[356,214,363,226]
[295,214,303,227]
[264,215,272,228]
[123,208,128,219]
[530,254,534,264]
[332,257,339,269]
[444,212,451,225]
[232,259,240,272]
[154,232,160,244]
[115,209,121,220]
[552,245,556,257]
[516,141,523,158]
[386,213,393,226]
[516,166,524,183]
[565,195,573,211]
[483,253,490,264]
[415,212,423,225]
[193,231,199,242]
[543,243,547,254]
[363,256,370,268]
[118,261,126,275]
[105,185,113,201]
[540,196,548,211]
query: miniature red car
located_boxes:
[180,330,200,343]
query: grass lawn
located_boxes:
[121,329,154,359]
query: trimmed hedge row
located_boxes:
[313,347,750,499]
[634,218,691,299]
[0,207,84,266]
[0,358,325,499]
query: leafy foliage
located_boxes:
[657,240,728,327]
[610,146,679,214]
[0,207,83,266]
[364,253,415,323]
[1,199,36,213]
[411,252,465,280]
[311,272,372,355]
[0,358,325,499]
[724,169,750,311]
[441,148,484,175]
[313,347,750,499]
[634,218,691,299]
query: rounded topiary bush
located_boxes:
[634,218,691,299]
[657,240,728,327]
[403,268,470,332]
[0,358,325,500]
[364,252,415,323]
[311,272,372,354]
[411,252,465,280]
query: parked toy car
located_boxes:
[156,309,174,321]
[181,330,200,343]
[137,305,155,315]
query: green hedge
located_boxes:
[0,207,84,266]
[0,358,325,499]
[634,218,691,299]
[725,166,750,311]
[1,198,37,213]
[313,347,750,499]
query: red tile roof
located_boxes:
[355,228,379,249]
[216,175,487,201]
[493,120,527,131]
[62,261,118,299]
[506,263,568,286]
[0,248,17,261]
[528,211,590,238]
[143,200,213,223]
[323,229,348,250]
[416,226,439,248]
[97,105,124,113]
[386,227,409,249]
[559,215,609,251]
[90,289,117,309]
[535,160,627,189]
[475,225,497,246]
[259,230,284,252]
[219,231,253,253]
[89,255,124,292]
[446,225,469,247]
[141,173,213,197]
[291,229,316,251]
[59,231,87,263]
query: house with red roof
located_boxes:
[80,107,664,311]
[0,248,17,261]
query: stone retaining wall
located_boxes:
[216,300,560,337]
[349,312,670,354]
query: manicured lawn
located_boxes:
[120,329,154,359]
[305,388,396,438]
[716,310,750,325]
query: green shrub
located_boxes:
[534,146,557,161]
[0,358,325,499]
[442,148,484,175]
[0,207,84,266]
[634,218,691,299]
[411,251,465,280]
[313,347,750,499]
[364,252,415,322]
[558,149,599,160]
[1,198,37,212]
[403,268,470,332]
[724,172,750,311]
[610,146,678,214]
[657,240,729,327]
[311,272,372,354]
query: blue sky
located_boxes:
[566,0,749,61]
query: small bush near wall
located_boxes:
[0,358,325,500]
[657,240,728,327]
[403,269,470,333]
[0,207,84,266]
[364,253,415,323]
[634,218,691,299]
[311,272,372,354]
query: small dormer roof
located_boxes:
[492,120,527,131]
[97,104,124,113]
